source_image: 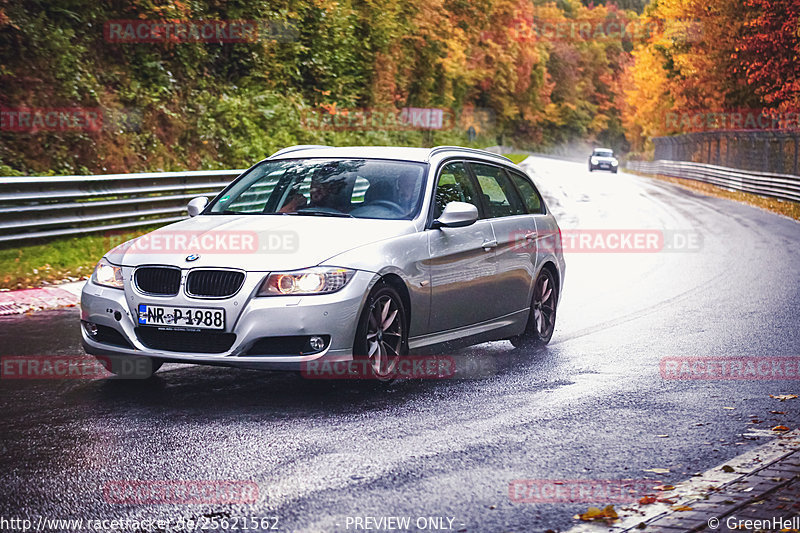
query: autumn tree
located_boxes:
[733,0,800,112]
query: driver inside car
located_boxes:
[279,174,347,213]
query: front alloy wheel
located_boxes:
[510,268,557,348]
[354,284,408,380]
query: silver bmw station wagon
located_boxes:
[81,146,565,379]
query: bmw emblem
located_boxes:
[186,254,200,262]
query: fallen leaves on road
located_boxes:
[770,394,798,401]
[771,411,787,414]
[656,434,669,438]
[574,505,619,522]
[643,468,670,474]
[654,485,676,491]
[638,495,657,504]
[721,465,736,473]
[771,425,790,432]
[672,505,693,511]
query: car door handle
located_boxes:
[482,239,498,250]
[524,231,537,241]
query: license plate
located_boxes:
[138,304,225,330]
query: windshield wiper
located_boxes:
[217,209,258,215]
[287,209,354,218]
[216,210,291,215]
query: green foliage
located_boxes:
[0,0,641,175]
[0,226,160,289]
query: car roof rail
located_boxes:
[428,146,513,163]
[269,145,331,158]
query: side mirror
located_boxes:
[432,201,479,228]
[187,196,208,217]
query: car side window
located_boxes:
[434,162,481,218]
[469,163,525,218]
[508,171,545,214]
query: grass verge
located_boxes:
[0,226,160,290]
[637,173,800,221]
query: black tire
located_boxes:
[510,268,557,349]
[353,283,408,381]
[588,166,594,172]
[612,168,618,174]
[95,355,162,379]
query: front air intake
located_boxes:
[186,270,245,298]
[134,267,181,296]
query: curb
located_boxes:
[563,429,800,532]
[0,281,85,316]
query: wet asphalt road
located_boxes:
[1,156,798,533]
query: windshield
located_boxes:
[208,158,427,220]
[593,150,614,157]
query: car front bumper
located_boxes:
[591,161,618,171]
[80,270,376,371]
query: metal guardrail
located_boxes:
[627,160,800,203]
[0,169,244,244]
[6,156,795,246]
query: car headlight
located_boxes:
[258,267,354,296]
[92,258,124,289]
[591,157,599,164]
[611,160,618,166]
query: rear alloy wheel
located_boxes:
[354,284,408,381]
[510,268,557,348]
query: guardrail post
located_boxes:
[724,133,730,167]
